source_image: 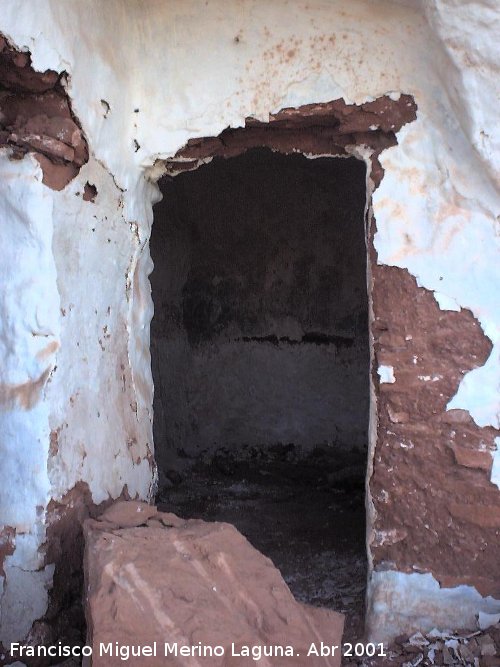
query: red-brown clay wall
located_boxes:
[0,35,88,190]
[370,264,500,596]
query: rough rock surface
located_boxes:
[84,501,344,666]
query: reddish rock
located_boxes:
[84,505,344,666]
[157,512,186,528]
[98,500,157,527]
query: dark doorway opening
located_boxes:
[151,147,369,638]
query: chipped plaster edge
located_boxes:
[377,365,396,384]
[373,117,500,431]
[491,437,500,490]
[367,570,500,644]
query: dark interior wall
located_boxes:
[150,148,368,474]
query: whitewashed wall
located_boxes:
[0,0,498,644]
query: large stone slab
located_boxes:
[84,501,344,666]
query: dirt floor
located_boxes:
[156,446,368,644]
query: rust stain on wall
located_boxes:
[36,340,60,361]
[0,366,52,410]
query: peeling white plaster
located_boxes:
[0,153,156,641]
[0,155,55,538]
[3,0,496,430]
[45,159,154,505]
[7,533,45,571]
[367,571,500,643]
[491,437,500,490]
[0,0,499,645]
[373,118,500,429]
[422,0,500,186]
[0,561,54,646]
[447,358,500,429]
[0,0,436,189]
[433,291,460,312]
[478,610,500,630]
[378,365,396,384]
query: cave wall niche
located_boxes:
[150,131,375,639]
[151,148,369,475]
[145,98,415,642]
[149,97,418,488]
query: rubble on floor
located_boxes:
[345,624,500,667]
[84,500,344,666]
